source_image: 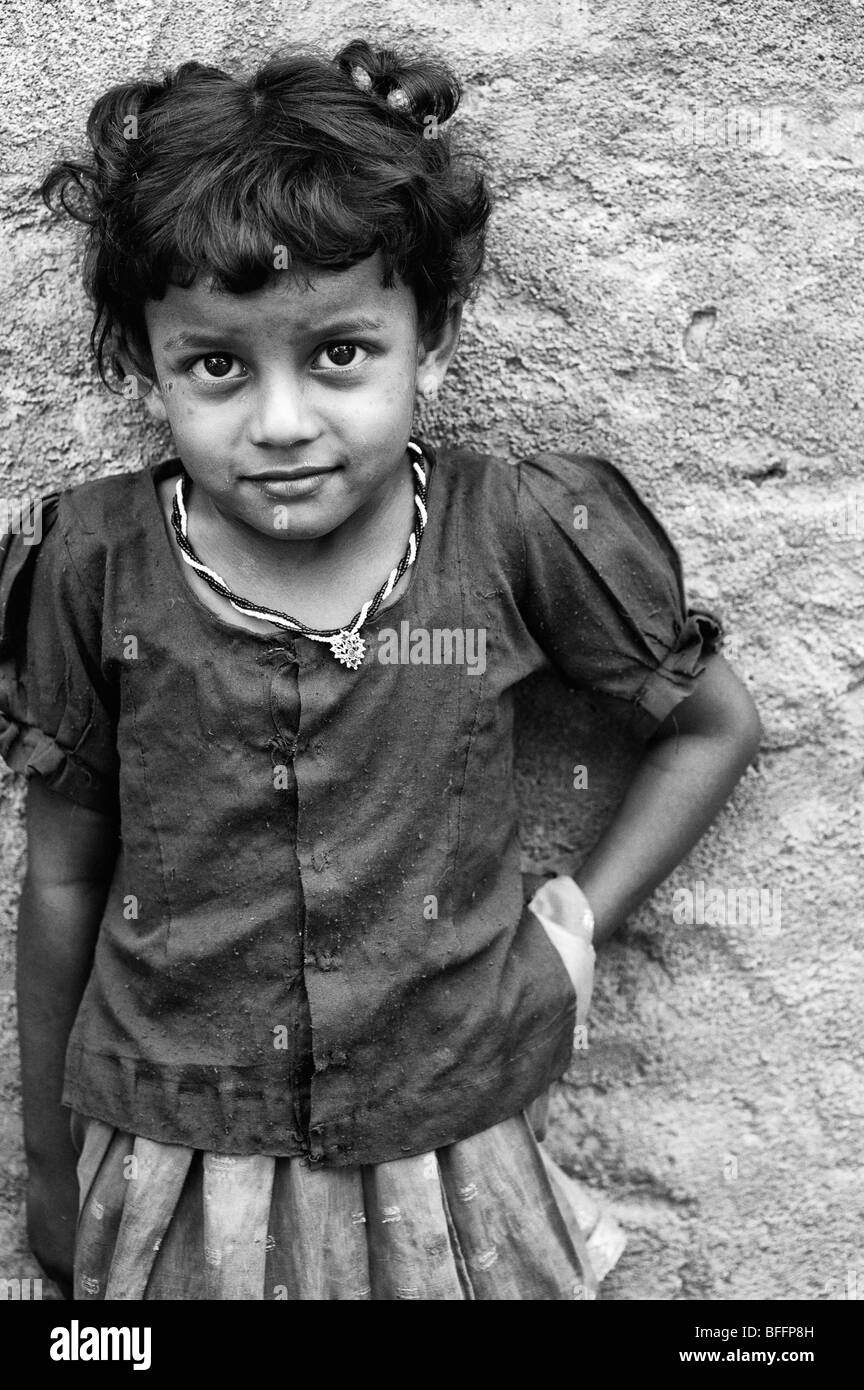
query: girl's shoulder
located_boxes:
[52,462,155,553]
[434,437,637,503]
[0,467,149,811]
[4,461,156,569]
[0,463,160,642]
[432,438,662,559]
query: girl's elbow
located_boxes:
[661,654,763,759]
[707,652,763,763]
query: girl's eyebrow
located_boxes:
[161,316,388,352]
[161,332,224,351]
[311,315,388,335]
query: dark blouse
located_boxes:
[0,440,721,1164]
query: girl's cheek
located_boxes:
[172,389,227,428]
[355,372,415,419]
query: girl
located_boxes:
[0,38,761,1301]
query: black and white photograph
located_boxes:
[0,0,859,1356]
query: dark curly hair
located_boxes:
[38,38,492,392]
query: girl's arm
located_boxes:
[17,777,119,1298]
[574,653,762,945]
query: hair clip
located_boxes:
[349,63,412,113]
[350,65,373,91]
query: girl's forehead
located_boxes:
[145,255,416,343]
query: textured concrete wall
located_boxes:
[1,0,862,1300]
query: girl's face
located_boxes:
[142,253,460,542]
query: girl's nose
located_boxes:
[247,372,318,447]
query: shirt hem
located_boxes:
[63,1007,575,1165]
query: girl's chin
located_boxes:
[248,494,352,540]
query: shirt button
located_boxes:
[268,733,297,762]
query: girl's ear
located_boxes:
[114,344,167,420]
[415,298,463,401]
[141,381,169,423]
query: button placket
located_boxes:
[285,644,351,1159]
[264,644,316,1152]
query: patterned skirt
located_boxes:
[71,1098,625,1301]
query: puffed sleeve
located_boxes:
[515,451,723,737]
[0,492,120,813]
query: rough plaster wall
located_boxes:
[1,0,862,1300]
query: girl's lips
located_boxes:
[248,466,336,480]
[248,470,334,499]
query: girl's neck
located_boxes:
[160,451,419,634]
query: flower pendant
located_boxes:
[330,629,366,669]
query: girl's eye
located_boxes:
[316,342,368,370]
[188,355,246,382]
[184,343,370,382]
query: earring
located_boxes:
[418,380,438,402]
